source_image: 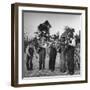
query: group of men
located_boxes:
[26,33,76,75]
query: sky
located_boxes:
[23,11,81,39]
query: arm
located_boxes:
[26,45,31,57]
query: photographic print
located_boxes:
[23,11,81,77]
[11,3,88,87]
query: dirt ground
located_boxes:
[23,53,80,77]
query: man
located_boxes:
[65,31,76,75]
[26,42,34,71]
[38,37,46,70]
[49,42,57,72]
[59,37,67,73]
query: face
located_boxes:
[61,37,65,42]
[68,32,74,38]
[41,37,45,43]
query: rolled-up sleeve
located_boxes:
[69,39,75,46]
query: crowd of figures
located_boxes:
[25,20,80,75]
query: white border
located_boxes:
[18,6,86,84]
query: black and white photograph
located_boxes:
[23,11,81,78]
[11,3,87,87]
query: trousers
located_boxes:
[39,48,46,70]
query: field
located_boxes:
[23,49,80,78]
